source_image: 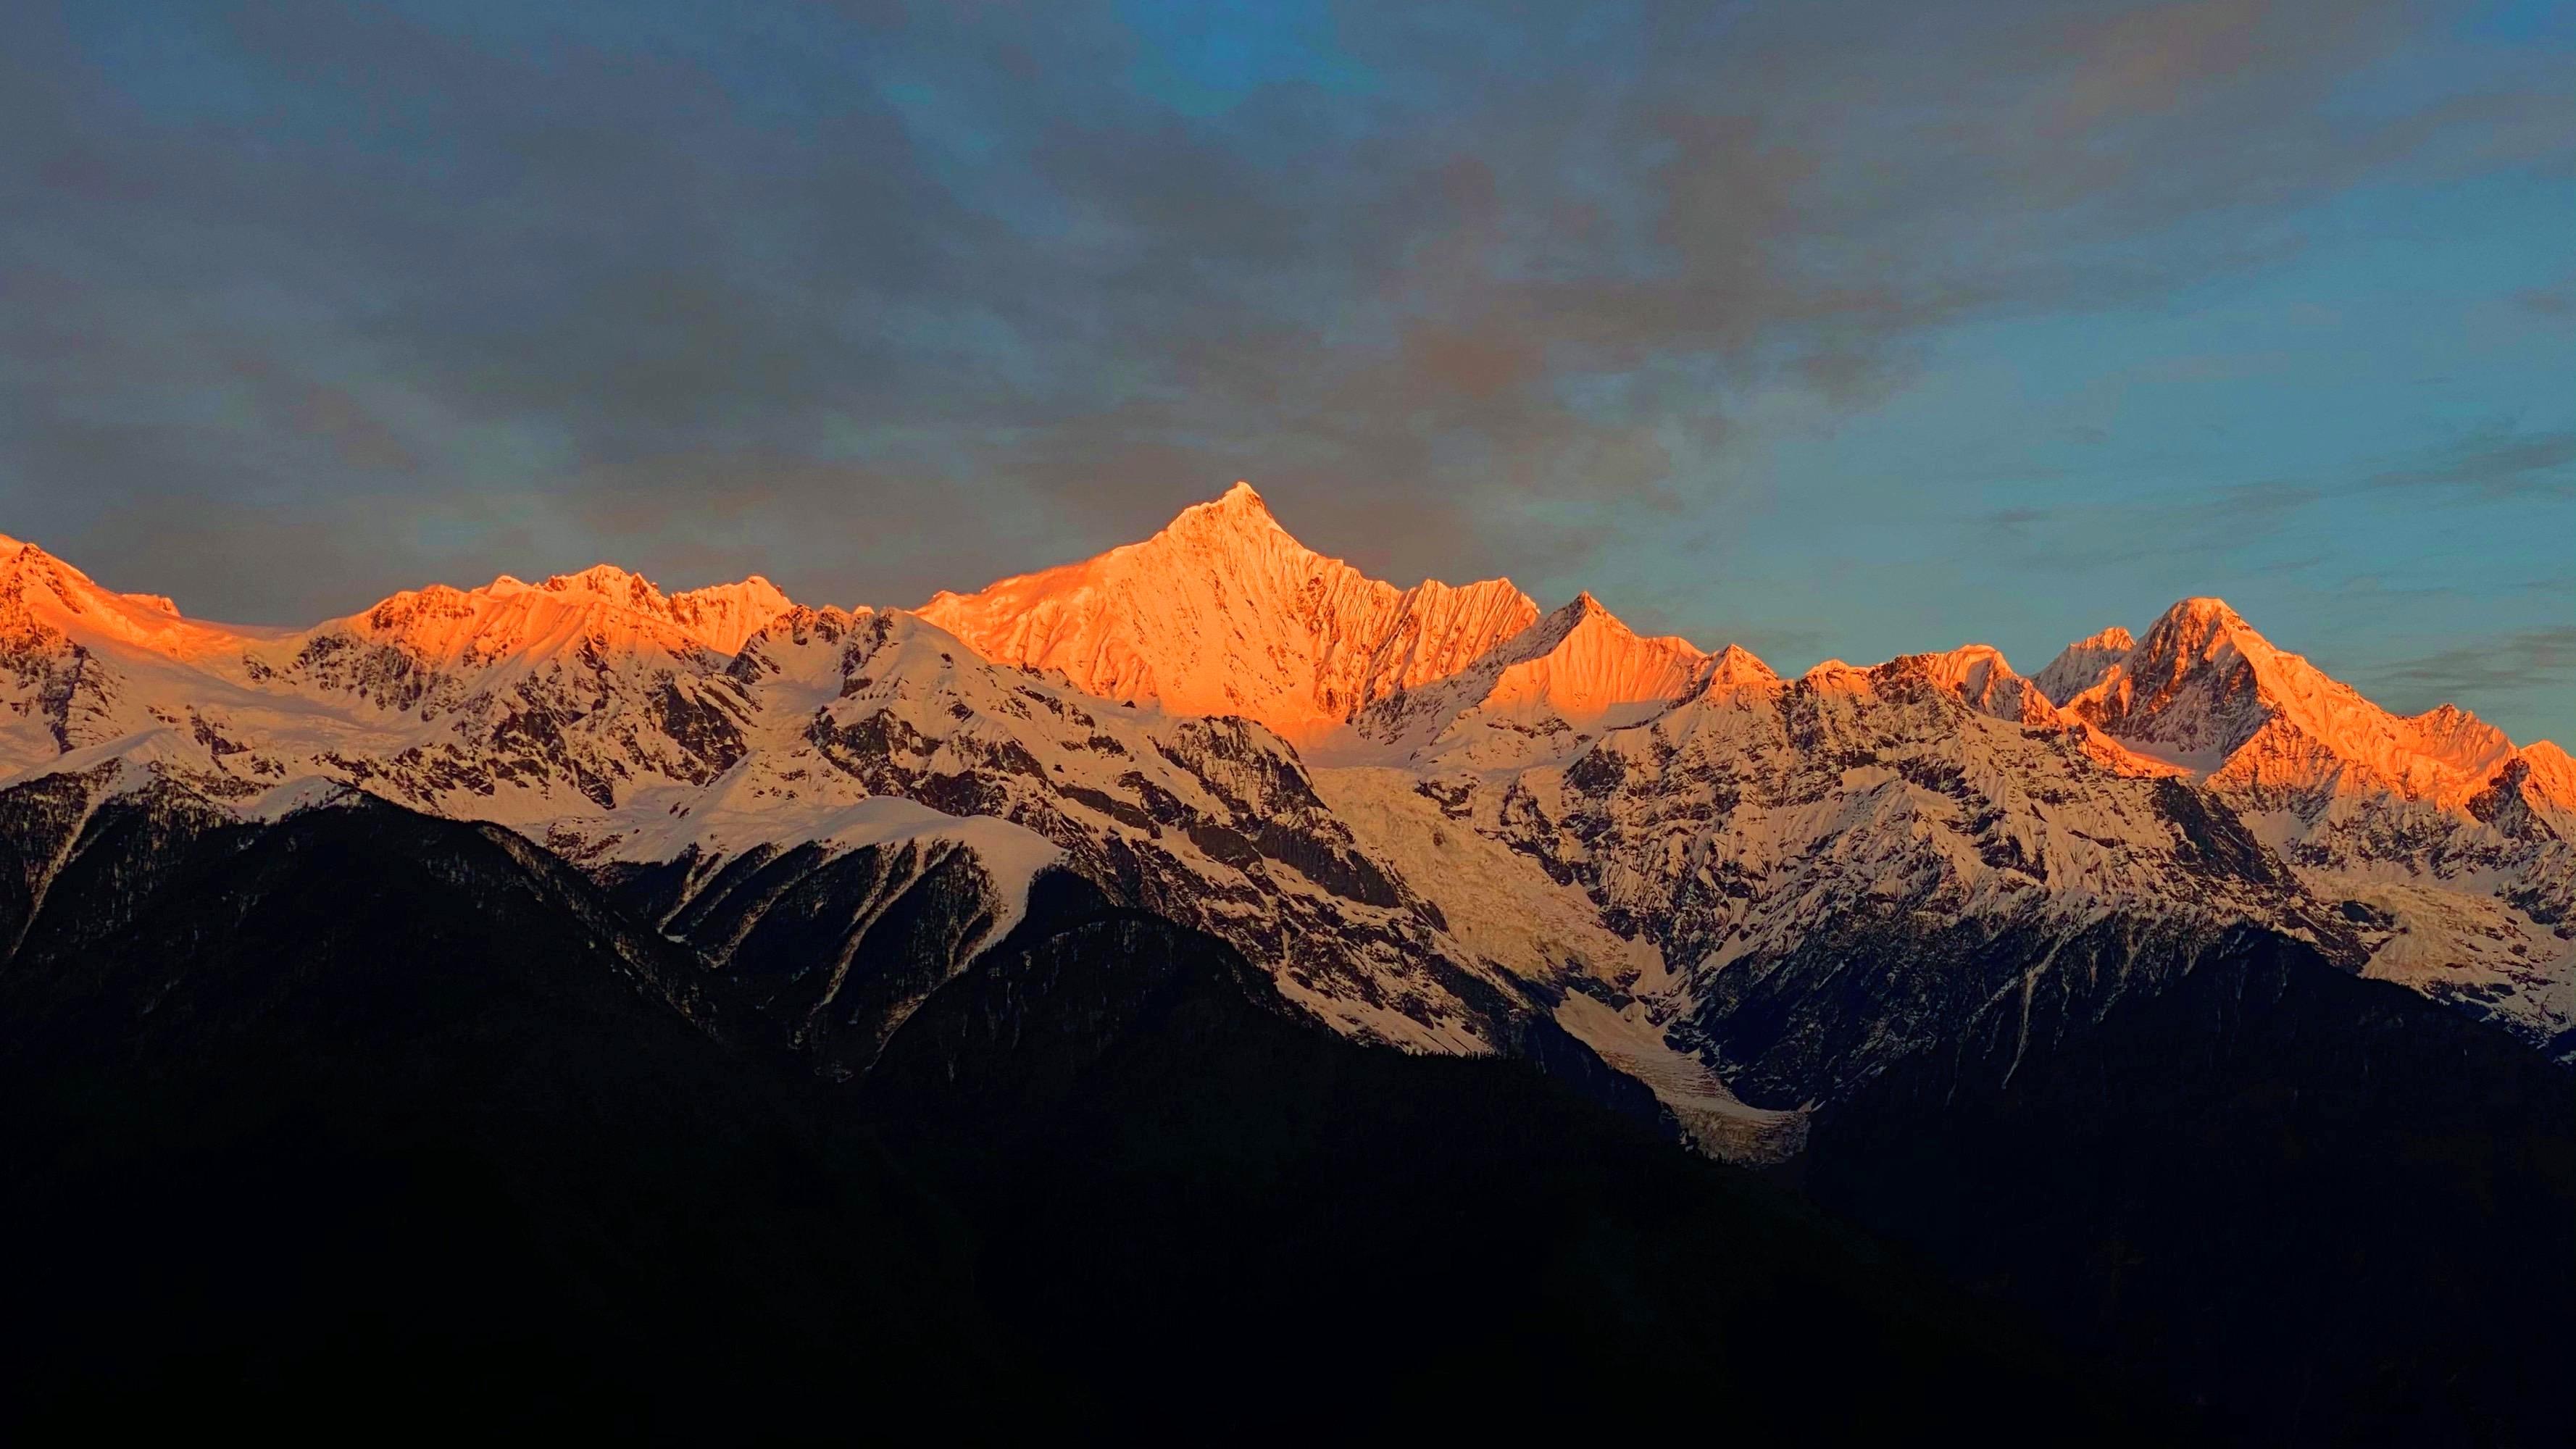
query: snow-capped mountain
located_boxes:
[2049,598,2541,806]
[918,483,1540,743]
[1,533,282,761]
[0,536,786,819]
[4,485,2569,1157]
[2033,598,2575,1050]
[1,535,1638,1084]
[1397,647,2368,1103]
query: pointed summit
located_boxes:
[1506,590,1617,654]
[1704,643,1780,690]
[1156,480,1288,548]
[2062,596,2281,759]
[543,563,668,612]
[1883,644,2061,725]
[918,484,1535,740]
[2138,597,2267,671]
[2034,625,2137,705]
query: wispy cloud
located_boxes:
[2359,626,2576,724]
[2365,423,2576,501]
[1972,478,2324,567]
[2517,283,2575,320]
[2,1,2567,620]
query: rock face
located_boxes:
[4,485,2569,1133]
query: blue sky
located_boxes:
[3,1,2570,740]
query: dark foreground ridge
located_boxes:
[0,789,2166,1440]
[1804,924,2576,1445]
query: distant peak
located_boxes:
[2515,740,2576,813]
[1880,643,2010,686]
[1882,644,2066,724]
[2134,596,2279,669]
[1160,480,1291,546]
[666,575,799,653]
[2034,625,2140,706]
[2156,596,2250,633]
[1707,643,1779,686]
[544,563,664,603]
[675,574,792,605]
[1525,590,1667,655]
[1,535,67,569]
[1538,590,1610,628]
[0,535,104,594]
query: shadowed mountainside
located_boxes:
[0,789,2166,1439]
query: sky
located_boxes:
[3,1,2571,742]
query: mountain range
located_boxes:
[4,484,2569,1438]
[7,483,2567,1083]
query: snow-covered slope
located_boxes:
[1333,592,1726,769]
[918,483,1539,743]
[1309,763,1801,1156]
[2519,740,2576,822]
[1386,646,2385,1101]
[0,535,284,766]
[672,604,1530,1049]
[0,537,793,817]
